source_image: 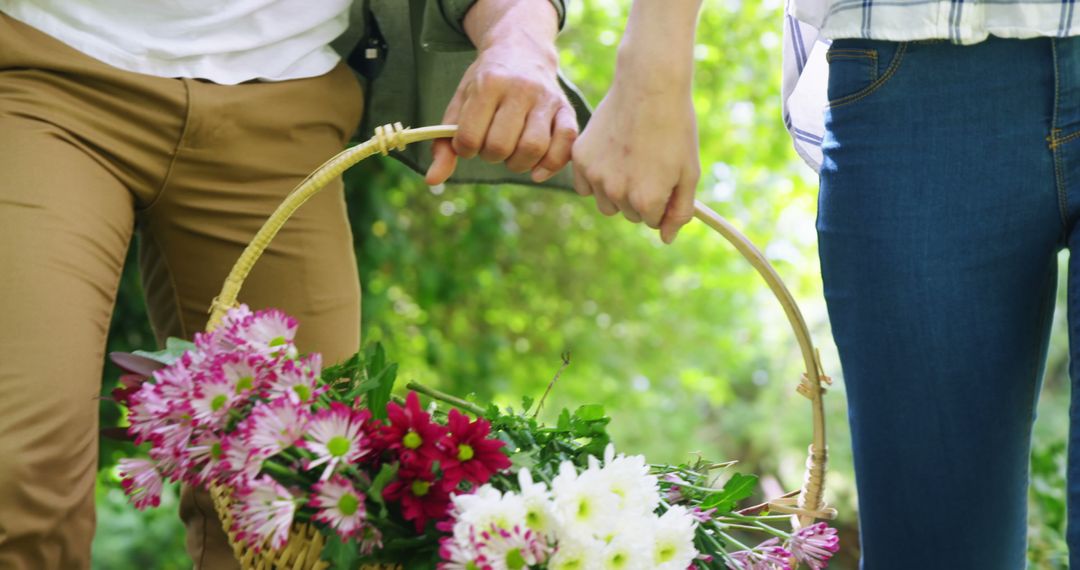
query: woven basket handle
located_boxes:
[206,123,835,525]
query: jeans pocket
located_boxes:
[827,39,908,109]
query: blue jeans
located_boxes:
[818,37,1080,568]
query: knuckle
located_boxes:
[483,143,514,162]
[519,139,547,160]
[555,124,579,143]
[604,181,627,202]
[455,133,482,153]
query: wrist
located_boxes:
[466,0,559,52]
[614,40,694,96]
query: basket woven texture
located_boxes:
[203,123,837,569]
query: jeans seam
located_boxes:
[1053,134,1071,229]
[1052,39,1071,229]
[828,43,908,109]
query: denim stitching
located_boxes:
[829,43,908,109]
[1051,39,1071,229]
[1050,129,1080,149]
[826,48,878,62]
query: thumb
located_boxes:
[659,178,697,244]
[425,139,459,185]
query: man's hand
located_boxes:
[425,0,578,185]
[571,0,703,244]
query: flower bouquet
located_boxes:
[111,305,838,569]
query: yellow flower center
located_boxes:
[403,431,423,449]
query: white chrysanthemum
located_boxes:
[652,505,699,570]
[548,536,604,570]
[597,445,661,516]
[551,461,619,539]
[450,485,528,547]
[517,469,559,538]
[599,516,653,570]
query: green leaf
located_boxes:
[320,534,362,568]
[556,408,572,431]
[573,404,606,422]
[700,473,758,512]
[132,338,196,365]
[366,363,397,420]
[521,395,535,413]
[367,462,399,515]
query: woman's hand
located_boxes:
[425,0,577,186]
[572,0,703,244]
[572,63,699,243]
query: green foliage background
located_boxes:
[92,1,1072,567]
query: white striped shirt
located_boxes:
[782,0,1080,171]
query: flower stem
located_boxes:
[716,529,755,552]
[405,381,486,416]
[262,460,307,484]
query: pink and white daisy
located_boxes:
[309,474,368,539]
[189,376,238,428]
[185,432,229,485]
[438,528,481,570]
[230,475,298,551]
[241,397,310,457]
[788,523,839,570]
[146,421,195,479]
[302,403,372,481]
[213,352,267,398]
[118,458,164,510]
[264,354,323,404]
[228,308,299,358]
[475,524,550,570]
[195,304,253,354]
[218,433,271,487]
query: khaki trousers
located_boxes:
[0,13,364,569]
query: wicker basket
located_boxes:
[202,123,837,569]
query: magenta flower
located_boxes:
[302,403,373,480]
[380,391,450,469]
[230,475,297,551]
[118,458,164,510]
[788,523,839,570]
[441,409,511,487]
[309,475,368,539]
[383,466,452,531]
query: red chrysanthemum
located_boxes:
[441,409,511,487]
[382,466,453,531]
[380,392,450,469]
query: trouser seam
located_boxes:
[139,78,192,214]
